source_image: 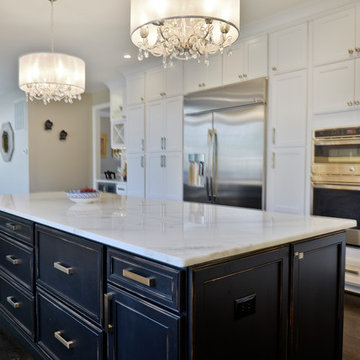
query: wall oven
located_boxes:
[312,126,360,293]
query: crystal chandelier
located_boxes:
[18,0,85,104]
[131,0,240,67]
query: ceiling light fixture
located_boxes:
[130,0,240,67]
[18,0,85,104]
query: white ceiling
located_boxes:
[0,0,315,96]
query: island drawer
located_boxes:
[0,212,33,245]
[36,225,103,324]
[107,248,184,312]
[37,290,103,360]
[0,273,35,339]
[0,234,33,291]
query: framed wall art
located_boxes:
[0,122,14,162]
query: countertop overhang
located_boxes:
[0,192,356,267]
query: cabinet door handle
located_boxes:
[294,252,304,259]
[6,254,22,265]
[163,155,166,168]
[122,269,155,287]
[140,155,144,168]
[272,152,275,169]
[163,137,166,150]
[104,292,114,333]
[345,268,359,275]
[161,137,164,150]
[141,138,145,151]
[5,222,21,231]
[238,74,243,79]
[348,49,354,54]
[54,261,74,275]
[272,128,276,145]
[140,97,144,102]
[355,100,360,105]
[348,101,354,106]
[272,66,277,71]
[6,296,21,309]
[356,47,360,52]
[54,331,76,350]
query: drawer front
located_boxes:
[0,234,33,290]
[107,248,183,311]
[0,211,33,245]
[37,290,103,360]
[0,273,35,338]
[36,225,103,323]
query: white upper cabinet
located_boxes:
[223,34,268,85]
[313,60,355,114]
[270,23,308,75]
[313,8,355,66]
[270,70,307,147]
[127,153,145,198]
[184,54,222,94]
[268,147,305,215]
[126,104,145,153]
[145,63,183,102]
[126,72,145,106]
[146,97,183,153]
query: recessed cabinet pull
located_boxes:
[122,269,155,287]
[5,222,21,231]
[345,268,359,275]
[6,254,22,265]
[54,261,74,275]
[6,296,21,309]
[54,331,76,350]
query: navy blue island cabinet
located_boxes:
[0,210,346,360]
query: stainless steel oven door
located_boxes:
[312,184,360,246]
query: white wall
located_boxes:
[0,91,29,195]
[28,94,93,192]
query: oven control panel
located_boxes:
[315,127,360,138]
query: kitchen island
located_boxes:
[0,192,356,360]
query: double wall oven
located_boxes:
[312,126,360,293]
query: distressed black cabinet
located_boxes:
[191,247,289,360]
[290,232,345,360]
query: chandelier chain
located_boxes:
[50,0,54,52]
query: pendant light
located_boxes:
[130,0,240,67]
[18,0,85,104]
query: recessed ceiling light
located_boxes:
[123,54,132,59]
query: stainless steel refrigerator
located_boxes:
[183,78,267,209]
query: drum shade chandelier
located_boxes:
[18,0,85,104]
[130,0,240,67]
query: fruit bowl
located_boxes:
[65,189,101,204]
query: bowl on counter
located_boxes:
[65,190,102,204]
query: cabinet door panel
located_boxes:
[184,61,205,94]
[244,34,268,79]
[146,66,164,102]
[223,44,244,85]
[164,153,183,201]
[127,154,145,198]
[192,248,289,360]
[108,285,181,360]
[355,58,360,106]
[270,23,307,74]
[271,70,307,147]
[146,153,164,199]
[269,148,305,215]
[126,73,145,106]
[146,101,164,153]
[165,62,183,98]
[313,60,354,114]
[205,54,222,89]
[164,97,183,153]
[313,8,355,66]
[126,105,145,153]
[291,233,345,360]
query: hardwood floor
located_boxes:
[0,292,359,359]
[343,292,360,360]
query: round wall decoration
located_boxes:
[0,122,14,162]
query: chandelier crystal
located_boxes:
[131,0,240,67]
[18,0,85,104]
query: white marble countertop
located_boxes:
[0,192,356,267]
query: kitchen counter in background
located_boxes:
[0,192,355,267]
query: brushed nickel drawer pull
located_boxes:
[6,296,21,309]
[54,262,74,275]
[5,222,21,231]
[122,269,155,287]
[6,254,22,265]
[54,331,76,350]
[345,268,359,275]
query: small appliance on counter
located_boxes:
[311,126,360,293]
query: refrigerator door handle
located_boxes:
[207,129,213,201]
[212,129,218,202]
